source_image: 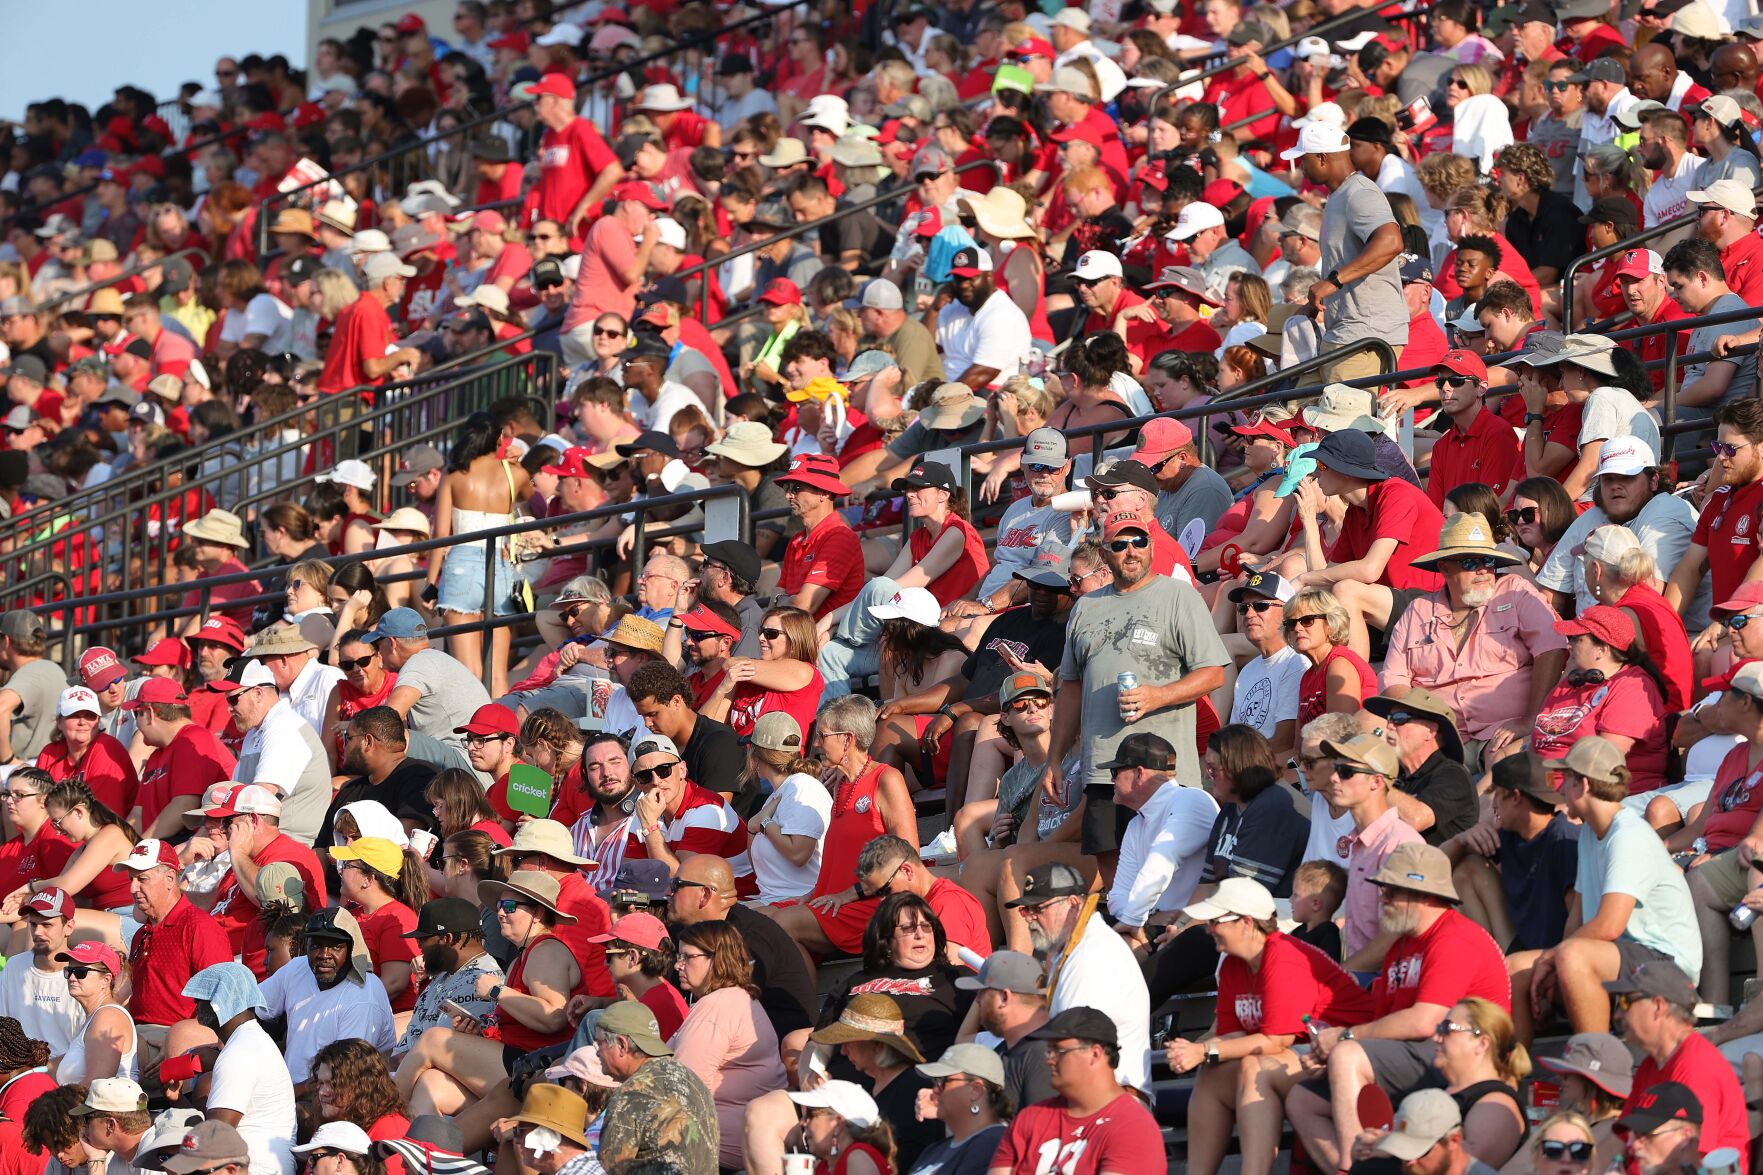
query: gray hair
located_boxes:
[858,833,916,876]
[918,74,959,114]
[818,695,878,749]
[314,268,360,319]
[1282,266,1321,302]
[558,575,612,605]
[1301,710,1361,748]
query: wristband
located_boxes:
[1327,269,1342,286]
[1523,412,1546,425]
[938,704,958,720]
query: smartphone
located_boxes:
[442,999,482,1023]
[161,1053,203,1082]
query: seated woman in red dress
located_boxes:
[701,606,825,739]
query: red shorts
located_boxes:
[773,894,883,956]
[908,715,956,786]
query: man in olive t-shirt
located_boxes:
[0,611,68,764]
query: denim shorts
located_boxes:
[438,543,520,616]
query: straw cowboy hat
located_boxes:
[1410,512,1524,571]
[957,187,1037,240]
[373,507,432,536]
[478,869,579,923]
[268,208,318,240]
[182,509,251,549]
[809,993,926,1062]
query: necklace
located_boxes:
[831,756,874,818]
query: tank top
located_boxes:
[338,672,398,719]
[809,762,888,900]
[1298,646,1379,727]
[994,244,1054,345]
[75,839,136,911]
[727,666,826,741]
[1454,1079,1521,1128]
[57,1003,138,1085]
[497,934,591,1053]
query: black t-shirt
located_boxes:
[819,964,973,1063]
[819,202,884,265]
[1292,918,1343,963]
[873,1067,943,1174]
[1400,752,1478,847]
[1000,1033,1058,1111]
[683,714,750,813]
[317,757,441,859]
[1503,189,1584,277]
[727,903,817,1039]
[1199,785,1309,897]
[1498,815,1580,952]
[961,605,1070,705]
[909,1123,1007,1175]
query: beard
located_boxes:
[341,741,369,775]
[422,943,460,975]
[1457,585,1494,609]
[1379,903,1424,937]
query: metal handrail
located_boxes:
[1560,207,1699,334]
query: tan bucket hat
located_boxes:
[248,623,318,657]
[1369,842,1460,903]
[478,869,579,923]
[602,614,665,655]
[491,818,595,866]
[183,509,251,549]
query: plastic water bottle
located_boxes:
[1117,672,1138,722]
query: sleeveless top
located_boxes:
[76,839,137,911]
[809,762,889,900]
[57,1002,138,1085]
[338,672,398,719]
[497,933,590,1053]
[995,244,1053,345]
[825,1141,892,1175]
[1298,646,1379,727]
[727,666,826,741]
[1454,1079,1522,1125]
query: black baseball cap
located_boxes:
[1098,732,1178,773]
[892,461,959,492]
[1086,459,1159,494]
[403,897,482,938]
[700,539,761,585]
[1007,862,1089,908]
[1026,1007,1119,1049]
[1346,117,1396,148]
[303,908,355,944]
[1614,1081,1702,1136]
[531,258,566,289]
[284,256,323,285]
[614,430,680,458]
[1580,196,1640,230]
[717,53,754,76]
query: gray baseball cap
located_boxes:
[1022,426,1068,466]
[844,351,895,383]
[954,949,1044,994]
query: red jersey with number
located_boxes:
[1693,479,1763,605]
[1327,477,1446,592]
[991,1094,1167,1175]
[138,722,237,831]
[1216,930,1376,1035]
[1371,908,1512,1016]
[778,511,864,617]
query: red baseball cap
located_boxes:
[1130,416,1194,461]
[1433,349,1488,381]
[1011,36,1055,58]
[1554,604,1636,651]
[758,278,803,306]
[1201,178,1245,206]
[454,703,521,738]
[191,616,247,652]
[471,209,508,234]
[78,647,126,692]
[1228,419,1297,446]
[587,911,671,950]
[1704,657,1762,693]
[395,13,428,33]
[122,678,190,710]
[542,446,598,479]
[1102,508,1156,539]
[1714,580,1763,618]
[612,181,666,211]
[775,452,851,496]
[292,103,327,130]
[1138,166,1170,193]
[24,888,73,920]
[676,605,741,640]
[132,638,191,670]
[55,941,121,976]
[1051,121,1107,148]
[1613,248,1664,281]
[527,74,578,101]
[489,31,531,52]
[914,207,944,238]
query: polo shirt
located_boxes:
[1344,807,1423,958]
[1397,751,1478,846]
[128,896,233,1026]
[234,697,331,846]
[1371,908,1512,1016]
[1692,479,1763,606]
[1722,232,1763,309]
[37,733,138,819]
[1627,1031,1750,1163]
[1327,477,1446,592]
[286,656,344,734]
[1426,408,1520,505]
[138,722,236,831]
[0,826,74,904]
[778,511,864,618]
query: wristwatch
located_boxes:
[1341,1027,1356,1041]
[1204,1042,1221,1066]
[488,984,504,1002]
[1523,413,1546,425]
[1326,269,1342,286]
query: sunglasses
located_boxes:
[594,327,624,338]
[1334,764,1379,780]
[760,626,787,640]
[634,763,678,784]
[1091,487,1129,501]
[1445,556,1500,572]
[1434,375,1476,390]
[1543,80,1579,91]
[1236,600,1278,614]
[65,965,105,980]
[1448,76,1471,88]
[1384,710,1416,726]
[669,878,709,895]
[495,898,534,915]
[1730,612,1763,631]
[338,654,375,671]
[1538,1140,1593,1161]
[1007,695,1051,713]
[1434,1019,1484,1038]
[1712,439,1750,458]
[1283,614,1325,631]
[1505,506,1538,525]
[1024,463,1062,475]
[1107,535,1150,551]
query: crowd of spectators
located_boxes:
[3,0,1763,1171]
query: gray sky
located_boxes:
[0,0,307,123]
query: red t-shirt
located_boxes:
[1141,316,1224,364]
[992,1094,1167,1175]
[210,832,330,976]
[1630,299,1692,395]
[641,979,691,1040]
[661,110,714,150]
[183,559,262,629]
[357,900,421,1012]
[524,118,619,233]
[1202,71,1281,143]
[317,295,394,397]
[1371,908,1512,1017]
[138,722,237,831]
[0,1119,48,1175]
[473,165,525,209]
[1398,311,1449,387]
[1723,233,1763,311]
[1216,931,1376,1035]
[1531,670,1668,793]
[1328,477,1446,592]
[778,511,864,617]
[1561,23,1627,60]
[486,241,535,288]
[128,896,234,1026]
[1426,409,1519,506]
[1692,479,1763,606]
[37,733,139,818]
[907,515,989,605]
[926,876,993,959]
[0,826,75,901]
[0,1071,55,1133]
[1704,744,1763,850]
[1627,1031,1750,1163]
[1298,646,1378,727]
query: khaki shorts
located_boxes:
[1324,349,1383,384]
[1693,848,1753,906]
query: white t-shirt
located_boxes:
[0,953,82,1054]
[1644,151,1704,228]
[632,379,701,434]
[234,699,330,845]
[1228,647,1306,740]
[1109,782,1220,928]
[1047,912,1152,1094]
[1578,388,1661,475]
[1303,790,1357,869]
[749,772,832,903]
[259,958,396,1083]
[936,289,1031,382]
[227,294,295,353]
[287,657,345,735]
[207,1020,297,1175]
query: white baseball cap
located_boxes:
[1292,100,1346,130]
[1069,250,1125,280]
[1182,876,1277,921]
[57,686,102,718]
[1167,202,1225,241]
[1280,122,1352,161]
[1595,436,1657,478]
[316,459,377,491]
[651,217,688,250]
[867,586,942,628]
[788,1081,880,1129]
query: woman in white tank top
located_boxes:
[52,944,137,1084]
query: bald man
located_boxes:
[1711,43,1762,99]
[667,856,816,1072]
[1627,42,1712,112]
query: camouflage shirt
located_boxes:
[597,1056,719,1175]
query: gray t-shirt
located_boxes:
[1531,111,1584,197]
[1578,387,1661,464]
[1686,293,1759,406]
[885,416,986,461]
[1059,575,1231,789]
[399,648,493,747]
[1697,149,1763,194]
[1318,173,1408,348]
[1155,467,1233,549]
[1395,51,1456,109]
[6,658,68,761]
[1534,491,1709,630]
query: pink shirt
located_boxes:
[564,215,639,331]
[1379,576,1566,741]
[1344,806,1423,959]
[667,987,787,1169]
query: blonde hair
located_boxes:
[287,559,334,595]
[1530,1110,1595,1154]
[1452,63,1494,96]
[315,269,361,319]
[1456,997,1532,1084]
[1284,589,1351,647]
[1417,153,1478,200]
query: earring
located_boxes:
[969,1099,981,1116]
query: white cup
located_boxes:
[409,829,438,858]
[782,1155,814,1175]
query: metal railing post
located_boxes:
[482,534,498,687]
